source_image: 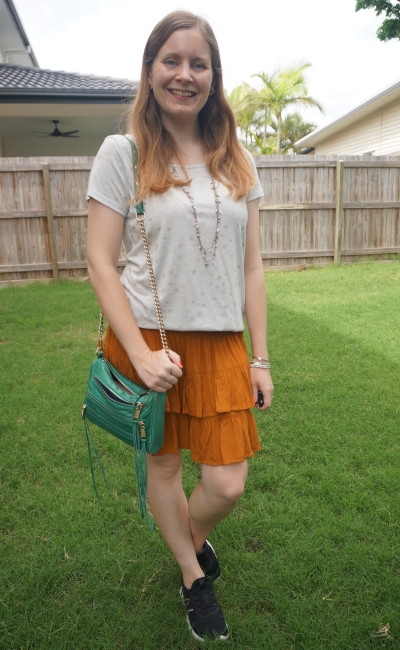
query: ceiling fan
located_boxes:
[32,120,80,137]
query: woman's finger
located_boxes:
[165,371,178,385]
[250,367,273,410]
[259,385,274,410]
[134,347,183,391]
[168,349,184,375]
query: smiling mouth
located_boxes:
[168,89,196,97]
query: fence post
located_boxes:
[42,163,59,283]
[334,160,344,265]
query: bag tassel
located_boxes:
[83,417,110,498]
[132,421,153,531]
[83,412,153,530]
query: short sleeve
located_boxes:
[244,149,264,203]
[87,135,132,217]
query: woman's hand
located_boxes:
[133,348,183,392]
[250,368,274,411]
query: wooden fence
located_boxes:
[0,156,95,284]
[1,154,400,284]
[258,154,400,269]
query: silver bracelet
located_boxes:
[252,356,269,363]
[250,361,271,369]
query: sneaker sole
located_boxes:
[179,587,229,642]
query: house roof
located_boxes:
[0,63,138,103]
[296,76,400,148]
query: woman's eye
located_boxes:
[165,60,176,66]
[193,63,205,70]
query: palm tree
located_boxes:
[249,84,275,148]
[227,83,259,148]
[274,112,317,153]
[247,130,277,154]
[252,62,324,153]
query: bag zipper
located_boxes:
[104,360,139,396]
[94,375,133,404]
[88,390,133,422]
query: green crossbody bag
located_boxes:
[81,136,169,529]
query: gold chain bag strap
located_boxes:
[81,136,168,530]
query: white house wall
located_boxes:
[0,2,36,66]
[313,98,400,155]
[2,134,106,156]
[0,103,128,156]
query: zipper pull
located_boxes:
[133,402,144,419]
[138,420,146,440]
[81,404,87,419]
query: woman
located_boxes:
[86,10,273,643]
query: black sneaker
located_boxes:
[196,540,221,581]
[180,576,229,642]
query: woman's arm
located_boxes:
[87,199,182,391]
[244,199,274,410]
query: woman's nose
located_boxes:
[175,62,193,83]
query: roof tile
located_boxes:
[0,63,137,94]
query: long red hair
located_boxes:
[127,10,255,202]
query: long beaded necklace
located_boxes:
[170,162,221,267]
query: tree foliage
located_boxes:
[252,63,323,153]
[227,62,323,154]
[227,83,259,148]
[278,112,318,154]
[356,0,400,41]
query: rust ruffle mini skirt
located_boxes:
[104,328,261,466]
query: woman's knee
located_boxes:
[147,452,182,483]
[202,462,248,506]
[216,482,245,506]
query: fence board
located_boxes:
[257,154,400,270]
[334,161,344,264]
[0,259,127,273]
[0,154,399,283]
[42,164,59,282]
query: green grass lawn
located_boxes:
[1,262,399,650]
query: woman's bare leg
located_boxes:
[188,460,248,553]
[146,452,204,589]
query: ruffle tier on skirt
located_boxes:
[104,328,261,466]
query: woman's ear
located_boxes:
[209,85,215,96]
[148,72,152,89]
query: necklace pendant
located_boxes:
[173,164,221,268]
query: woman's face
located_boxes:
[149,27,214,127]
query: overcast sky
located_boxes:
[13,0,400,129]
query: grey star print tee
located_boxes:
[87,135,263,331]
